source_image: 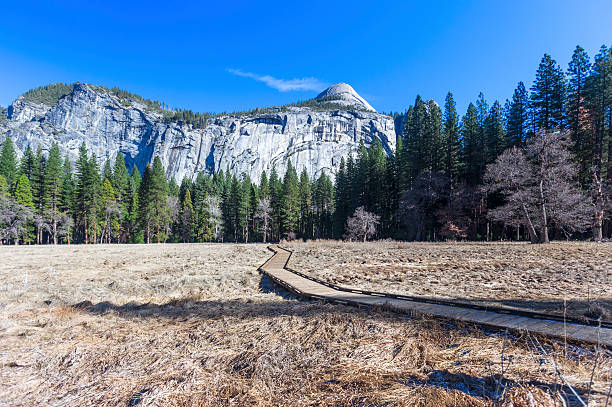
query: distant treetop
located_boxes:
[21,83,75,106]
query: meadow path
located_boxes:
[259,245,612,347]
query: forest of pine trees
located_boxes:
[0,44,610,244]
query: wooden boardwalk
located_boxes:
[259,245,612,347]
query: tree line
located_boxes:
[0,138,336,244]
[0,44,610,244]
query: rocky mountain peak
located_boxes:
[1,82,395,183]
[315,83,376,112]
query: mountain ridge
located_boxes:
[1,82,395,182]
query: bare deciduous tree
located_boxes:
[345,206,380,242]
[484,131,590,243]
[165,196,180,242]
[0,195,33,245]
[590,171,608,242]
[206,195,223,242]
[255,197,272,243]
[399,171,449,241]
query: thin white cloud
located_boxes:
[227,68,327,92]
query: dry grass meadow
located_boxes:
[287,241,612,322]
[0,242,611,406]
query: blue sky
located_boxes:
[1,0,610,115]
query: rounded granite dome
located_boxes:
[315,83,376,112]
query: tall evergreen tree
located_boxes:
[424,99,444,173]
[442,92,461,187]
[269,167,282,241]
[0,136,17,187]
[19,145,35,180]
[259,170,269,198]
[585,45,611,179]
[298,168,312,237]
[0,175,8,195]
[13,174,34,208]
[238,175,252,242]
[485,101,508,162]
[333,157,349,237]
[506,82,530,146]
[462,103,481,183]
[180,189,194,242]
[75,143,98,243]
[60,157,74,216]
[531,54,566,130]
[566,46,592,183]
[281,161,300,237]
[43,143,63,244]
[31,147,46,216]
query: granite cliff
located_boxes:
[0,82,395,181]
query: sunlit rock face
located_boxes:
[1,83,395,181]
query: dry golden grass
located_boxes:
[0,243,610,406]
[286,241,612,321]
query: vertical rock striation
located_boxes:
[0,82,395,181]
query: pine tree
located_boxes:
[224,174,240,241]
[142,157,170,243]
[367,140,386,215]
[11,174,35,243]
[443,92,461,187]
[333,157,349,238]
[88,153,102,243]
[179,177,193,204]
[30,147,46,243]
[19,145,35,181]
[298,168,312,237]
[139,164,154,243]
[100,178,119,243]
[531,54,566,130]
[281,161,300,237]
[259,170,269,198]
[31,147,46,214]
[354,141,369,208]
[238,175,252,242]
[585,45,611,180]
[0,136,17,187]
[475,93,489,176]
[506,82,530,146]
[75,143,98,244]
[424,99,444,173]
[462,103,481,183]
[314,171,334,238]
[269,167,282,241]
[565,45,592,184]
[13,174,34,208]
[180,189,194,242]
[0,175,8,195]
[485,101,507,162]
[43,143,63,244]
[59,156,74,243]
[404,98,426,182]
[60,157,74,214]
[395,133,408,192]
[102,158,113,182]
[126,166,141,242]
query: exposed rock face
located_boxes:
[315,83,376,112]
[0,83,395,181]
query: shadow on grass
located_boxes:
[399,369,596,406]
[71,276,608,406]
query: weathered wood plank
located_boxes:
[259,245,612,347]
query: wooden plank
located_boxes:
[259,246,612,347]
